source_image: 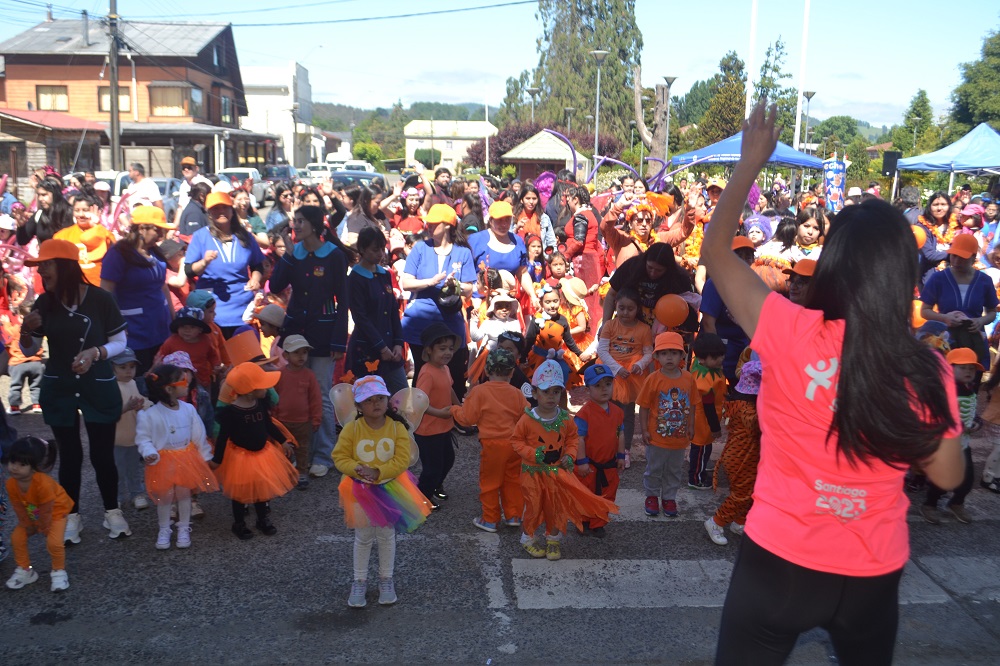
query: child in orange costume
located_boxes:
[524,285,583,383]
[4,437,72,592]
[512,360,618,561]
[689,333,727,489]
[573,365,625,537]
[451,348,529,533]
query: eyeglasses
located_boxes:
[789,276,811,287]
[280,193,293,199]
[167,379,190,389]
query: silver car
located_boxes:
[216,167,269,204]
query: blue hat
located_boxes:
[583,364,615,387]
[170,306,210,334]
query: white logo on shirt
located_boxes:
[356,437,395,463]
[814,479,868,521]
[804,358,838,401]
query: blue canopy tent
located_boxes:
[896,123,1000,192]
[670,131,824,169]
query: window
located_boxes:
[221,96,233,124]
[149,86,204,117]
[446,140,453,149]
[36,85,68,111]
[98,87,131,112]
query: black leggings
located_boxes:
[410,343,470,401]
[415,431,455,497]
[232,500,269,523]
[716,537,902,666]
[926,446,974,507]
[51,418,119,513]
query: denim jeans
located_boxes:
[306,354,336,469]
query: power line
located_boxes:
[126,0,365,19]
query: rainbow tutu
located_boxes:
[338,471,431,533]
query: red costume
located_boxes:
[574,401,624,529]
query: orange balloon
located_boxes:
[912,225,927,248]
[912,300,926,328]
[654,294,689,327]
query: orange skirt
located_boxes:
[520,467,619,535]
[144,444,219,505]
[215,442,298,504]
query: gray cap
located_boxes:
[110,348,138,365]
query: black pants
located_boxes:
[410,343,470,401]
[716,537,902,666]
[925,447,974,507]
[232,500,269,524]
[51,418,119,513]
[415,431,455,497]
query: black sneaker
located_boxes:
[232,522,253,540]
[427,495,442,511]
[255,518,278,536]
[433,488,448,501]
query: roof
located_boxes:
[118,122,277,140]
[865,142,893,151]
[404,120,497,139]
[0,109,106,132]
[503,130,576,161]
[0,19,229,58]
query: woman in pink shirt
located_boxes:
[701,103,966,666]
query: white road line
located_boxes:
[511,559,950,609]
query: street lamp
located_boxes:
[565,107,575,134]
[590,49,610,159]
[664,76,677,163]
[526,87,540,123]
[802,91,815,153]
[911,116,921,151]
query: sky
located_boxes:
[3,0,999,128]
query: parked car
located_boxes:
[343,160,375,173]
[307,162,331,179]
[152,177,182,222]
[216,167,269,204]
[94,170,132,204]
[330,170,387,192]
[297,168,314,187]
[325,157,347,171]
[262,164,299,189]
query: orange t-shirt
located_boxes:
[635,369,701,450]
[6,472,73,529]
[748,292,962,576]
[599,318,653,368]
[415,363,454,436]
[450,380,529,440]
[156,333,220,389]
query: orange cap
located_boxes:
[731,236,756,251]
[205,191,234,210]
[425,203,457,226]
[947,234,979,259]
[488,200,513,219]
[783,258,817,277]
[654,331,685,353]
[131,205,176,229]
[225,362,280,395]
[24,239,81,265]
[946,347,984,371]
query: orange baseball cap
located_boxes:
[945,347,984,371]
[205,191,234,210]
[225,362,280,395]
[425,203,457,226]
[783,259,817,277]
[947,234,979,259]
[24,239,80,265]
[654,331,685,353]
[131,205,176,229]
[732,236,755,251]
[488,200,514,219]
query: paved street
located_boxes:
[1,397,999,665]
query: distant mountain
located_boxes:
[312,101,500,131]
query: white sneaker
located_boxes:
[176,524,191,549]
[624,450,631,469]
[729,522,745,536]
[103,508,132,539]
[347,580,367,608]
[156,526,172,550]
[50,569,69,592]
[190,500,205,520]
[309,464,329,478]
[378,577,398,605]
[64,513,82,545]
[6,566,38,589]
[133,495,150,510]
[705,517,729,545]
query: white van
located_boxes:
[343,160,375,173]
[307,163,331,178]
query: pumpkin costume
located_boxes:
[524,311,583,383]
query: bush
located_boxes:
[414,148,442,169]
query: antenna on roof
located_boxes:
[82,10,91,47]
[46,4,53,22]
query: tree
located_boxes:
[534,0,643,142]
[413,148,442,169]
[495,70,532,128]
[465,123,543,170]
[812,115,860,145]
[891,90,934,155]
[698,52,746,146]
[673,78,716,127]
[408,102,468,121]
[844,136,870,184]
[353,101,409,160]
[950,30,1000,134]
[352,142,384,169]
[751,38,797,145]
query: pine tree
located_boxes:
[752,38,797,145]
[495,70,532,128]
[891,90,934,155]
[673,79,716,127]
[699,52,746,146]
[534,0,643,150]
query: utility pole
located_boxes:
[108,0,121,170]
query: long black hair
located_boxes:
[45,257,89,303]
[34,178,73,238]
[921,191,951,225]
[297,205,356,263]
[806,199,954,467]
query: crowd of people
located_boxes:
[0,103,996,661]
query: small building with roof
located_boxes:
[404,120,497,172]
[501,130,590,182]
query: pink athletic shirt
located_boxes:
[747,292,961,576]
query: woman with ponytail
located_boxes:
[702,103,965,665]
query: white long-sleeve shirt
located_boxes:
[470,315,522,350]
[135,401,210,462]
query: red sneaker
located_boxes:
[662,499,678,517]
[644,496,660,516]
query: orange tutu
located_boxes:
[520,467,619,536]
[466,343,489,384]
[144,444,219,504]
[215,442,298,504]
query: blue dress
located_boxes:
[400,240,476,345]
[100,244,171,351]
[467,229,528,275]
[185,228,266,328]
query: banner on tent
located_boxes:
[824,158,846,212]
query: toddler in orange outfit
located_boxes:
[4,437,72,592]
[451,348,529,532]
